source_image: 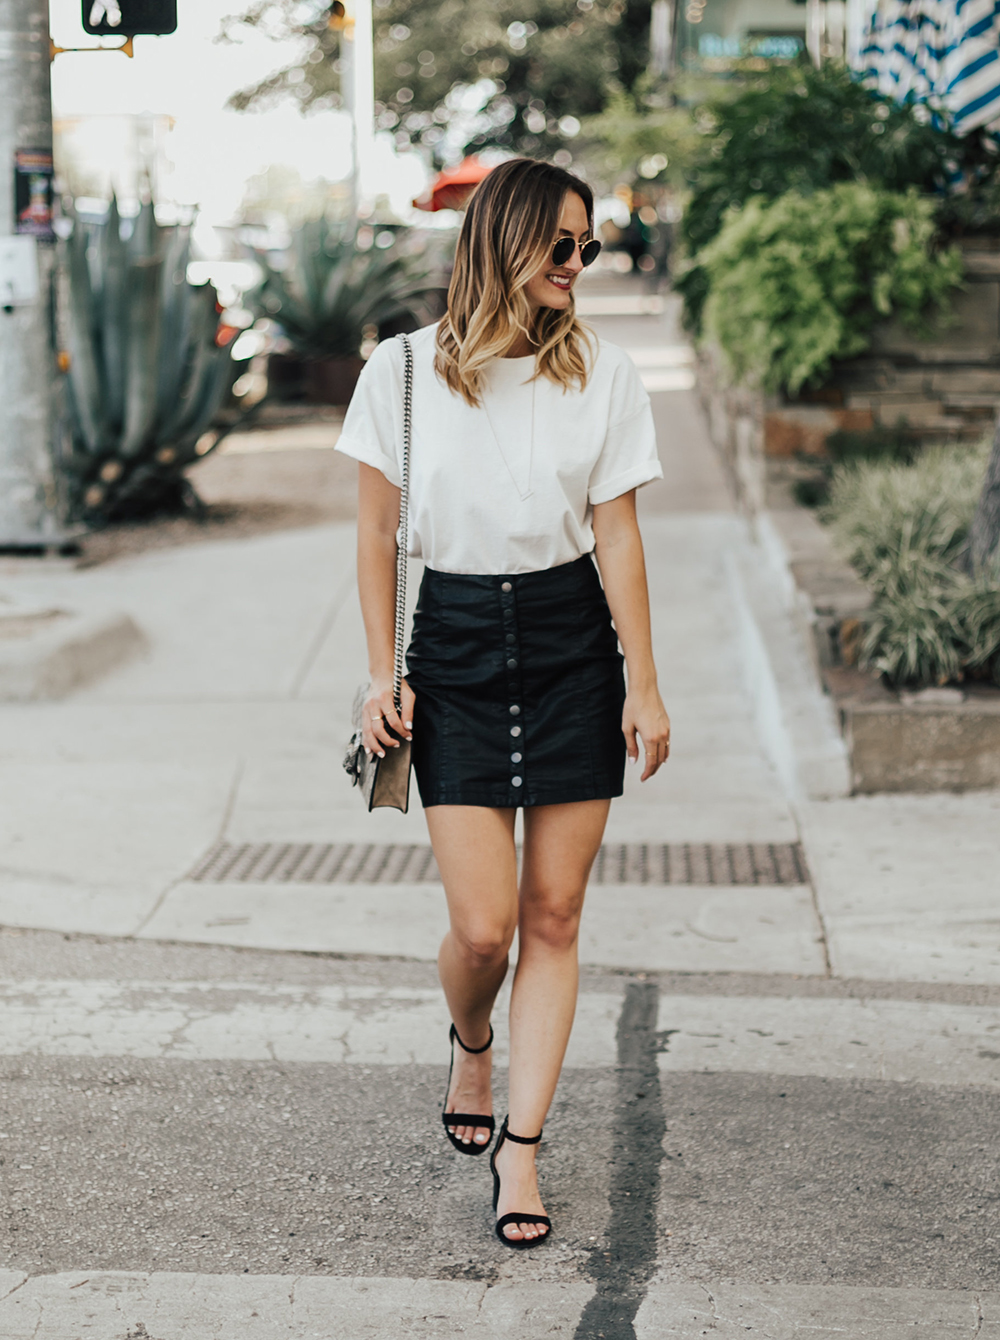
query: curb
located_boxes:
[725,529,852,803]
[0,608,146,700]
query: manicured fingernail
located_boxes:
[365,747,372,756]
[377,750,385,758]
[405,721,413,729]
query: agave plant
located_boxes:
[249,218,441,360]
[61,197,239,522]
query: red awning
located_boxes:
[413,157,492,213]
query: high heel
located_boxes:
[490,1116,551,1248]
[441,1023,495,1155]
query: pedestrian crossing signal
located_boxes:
[82,1,177,36]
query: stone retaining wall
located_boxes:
[699,241,1000,493]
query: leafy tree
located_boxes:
[221,0,656,162]
[574,87,699,192]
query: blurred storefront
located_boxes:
[678,0,809,69]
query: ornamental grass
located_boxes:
[825,442,1000,687]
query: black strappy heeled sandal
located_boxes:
[441,1023,496,1155]
[490,1116,551,1248]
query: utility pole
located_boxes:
[0,0,61,545]
[351,0,374,216]
[332,0,375,220]
[650,0,676,79]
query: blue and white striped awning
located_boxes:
[860,0,1000,136]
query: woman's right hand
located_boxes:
[363,676,415,758]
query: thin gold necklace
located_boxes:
[482,366,535,501]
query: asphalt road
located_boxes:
[2,928,998,1339]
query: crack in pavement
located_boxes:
[699,1283,720,1331]
[0,1274,29,1302]
[574,980,665,1340]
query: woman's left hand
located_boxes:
[623,689,671,781]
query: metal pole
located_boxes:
[351,0,374,217]
[650,0,675,79]
[0,0,60,545]
[806,0,824,65]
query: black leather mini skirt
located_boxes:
[405,553,626,809]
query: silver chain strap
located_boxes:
[392,333,412,713]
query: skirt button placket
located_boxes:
[500,576,524,794]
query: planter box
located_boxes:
[696,242,1000,793]
[764,505,1000,794]
[826,667,1000,793]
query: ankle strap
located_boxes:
[502,1118,542,1145]
[450,1022,494,1055]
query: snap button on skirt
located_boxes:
[405,554,626,809]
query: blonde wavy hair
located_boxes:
[435,158,596,407]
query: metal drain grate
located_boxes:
[188,841,809,887]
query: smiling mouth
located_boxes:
[547,273,573,290]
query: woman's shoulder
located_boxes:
[363,322,440,375]
[583,335,650,420]
[587,335,639,379]
[398,321,441,364]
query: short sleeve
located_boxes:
[587,354,663,506]
[334,338,403,487]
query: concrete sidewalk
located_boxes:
[0,289,994,984]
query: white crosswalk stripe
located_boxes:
[0,981,620,1068]
[1,1269,997,1338]
[1,980,999,1090]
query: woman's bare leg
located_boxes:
[426,805,519,1149]
[494,798,611,1242]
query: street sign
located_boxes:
[82,1,177,36]
[14,150,55,242]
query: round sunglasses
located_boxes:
[551,235,602,268]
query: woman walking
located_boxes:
[337,158,671,1248]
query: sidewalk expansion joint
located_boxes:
[186,841,811,887]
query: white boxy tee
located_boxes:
[335,322,663,575]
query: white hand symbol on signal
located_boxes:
[89,2,123,26]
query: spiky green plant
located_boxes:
[249,218,441,360]
[825,442,1000,686]
[61,198,239,523]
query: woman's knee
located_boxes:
[451,918,516,966]
[520,887,585,952]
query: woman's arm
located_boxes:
[592,490,671,780]
[357,461,415,758]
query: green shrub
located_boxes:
[699,183,963,396]
[677,61,1000,331]
[825,442,1000,686]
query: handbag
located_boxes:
[342,332,413,812]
